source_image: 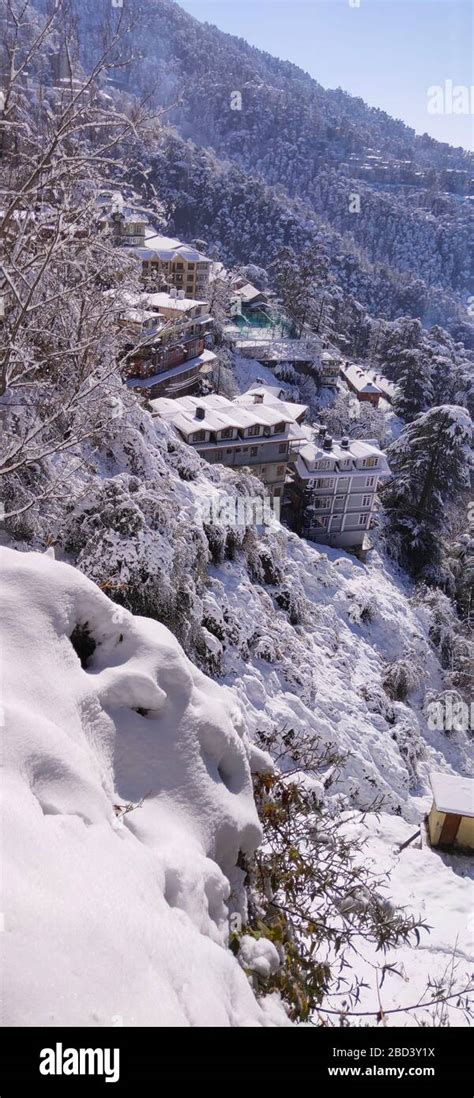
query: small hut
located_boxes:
[427,773,474,851]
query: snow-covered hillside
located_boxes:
[1,547,286,1027]
[3,373,473,1025]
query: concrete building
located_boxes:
[286,424,391,550]
[150,389,308,497]
[99,192,148,247]
[98,194,211,298]
[120,291,215,399]
[320,350,341,387]
[136,233,212,299]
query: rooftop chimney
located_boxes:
[317,425,327,441]
[341,436,350,449]
[195,406,206,420]
[323,435,333,451]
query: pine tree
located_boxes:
[393,350,434,421]
[384,405,473,577]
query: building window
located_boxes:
[274,422,286,433]
[191,430,206,442]
[278,443,287,454]
[248,424,261,437]
[362,495,371,506]
[220,428,233,439]
[276,465,285,476]
[358,514,368,525]
[313,497,330,510]
[226,448,232,454]
[315,478,334,489]
[366,476,376,487]
[363,457,377,468]
[250,446,258,456]
[334,495,344,505]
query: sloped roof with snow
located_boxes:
[144,292,208,312]
[151,392,307,437]
[296,429,391,477]
[341,363,383,395]
[430,773,474,817]
[142,230,211,264]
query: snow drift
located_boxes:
[0,547,285,1027]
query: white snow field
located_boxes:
[1,521,473,1026]
[1,547,287,1027]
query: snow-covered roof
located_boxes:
[341,363,383,395]
[234,384,286,403]
[430,773,474,818]
[98,192,149,226]
[366,369,397,400]
[296,429,391,477]
[144,292,208,312]
[142,230,211,264]
[151,392,307,437]
[121,308,162,325]
[234,282,266,304]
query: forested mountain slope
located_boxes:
[40,0,473,329]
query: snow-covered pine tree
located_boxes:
[384,405,473,578]
[393,349,434,421]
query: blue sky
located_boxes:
[179,0,473,150]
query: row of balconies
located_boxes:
[126,337,205,380]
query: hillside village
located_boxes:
[1,0,473,1041]
[100,190,398,554]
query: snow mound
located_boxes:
[0,548,287,1027]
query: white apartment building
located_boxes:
[150,389,308,497]
[287,425,391,549]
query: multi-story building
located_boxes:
[98,194,212,298]
[150,387,308,498]
[136,233,212,299]
[120,291,216,399]
[286,425,391,549]
[319,350,341,387]
[99,193,148,247]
